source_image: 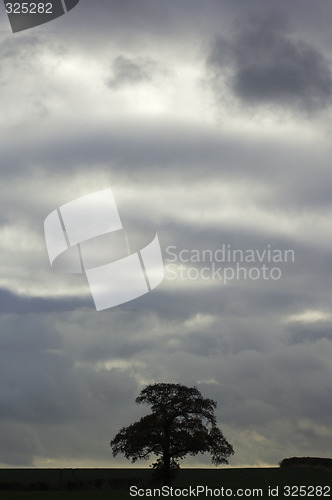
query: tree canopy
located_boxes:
[110,383,234,485]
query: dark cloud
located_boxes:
[208,17,332,113]
[106,56,157,89]
[0,116,328,185]
[288,320,332,345]
[0,423,41,466]
[1,0,332,469]
[0,308,142,464]
[0,288,92,314]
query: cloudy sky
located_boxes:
[0,0,332,469]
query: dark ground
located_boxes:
[0,466,330,499]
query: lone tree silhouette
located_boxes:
[110,382,234,485]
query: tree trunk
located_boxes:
[162,445,171,486]
[162,425,172,487]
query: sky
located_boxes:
[0,0,332,468]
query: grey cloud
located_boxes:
[2,0,332,469]
[106,56,157,89]
[0,33,64,81]
[0,117,327,183]
[0,316,85,424]
[288,320,332,345]
[0,286,331,466]
[0,423,41,466]
[208,17,332,113]
[0,288,93,314]
[0,310,142,464]
[0,35,41,82]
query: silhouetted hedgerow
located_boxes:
[280,457,332,471]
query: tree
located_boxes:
[110,383,234,485]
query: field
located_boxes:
[0,467,331,499]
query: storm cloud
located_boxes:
[208,15,332,114]
[0,0,332,470]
